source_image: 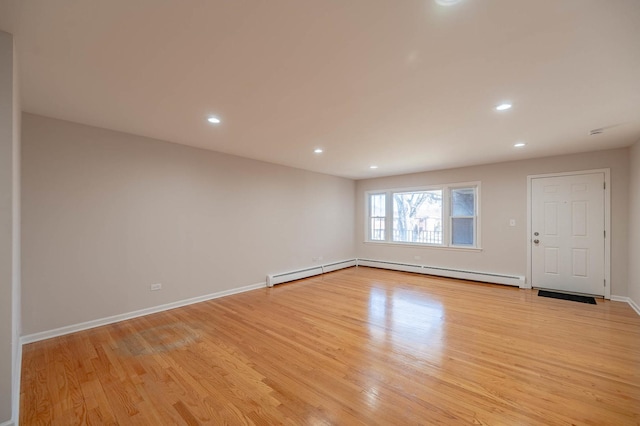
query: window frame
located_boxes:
[365,182,481,250]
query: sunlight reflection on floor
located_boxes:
[368,286,444,362]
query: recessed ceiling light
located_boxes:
[514,142,526,148]
[496,103,512,111]
[370,165,378,169]
[207,116,221,124]
[435,0,462,5]
[314,148,323,154]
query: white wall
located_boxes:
[356,149,630,296]
[21,114,355,336]
[0,30,20,426]
[629,141,640,308]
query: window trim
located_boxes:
[365,182,481,249]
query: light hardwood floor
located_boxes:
[20,267,640,425]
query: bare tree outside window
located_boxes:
[393,190,442,244]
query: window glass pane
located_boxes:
[392,190,442,244]
[452,188,475,216]
[370,194,385,217]
[370,194,386,241]
[452,217,474,246]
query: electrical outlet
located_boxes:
[150,283,162,291]
[509,219,516,227]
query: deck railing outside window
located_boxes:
[393,229,442,244]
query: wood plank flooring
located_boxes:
[20,266,640,425]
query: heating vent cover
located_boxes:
[357,259,525,287]
[266,259,524,288]
[266,259,357,287]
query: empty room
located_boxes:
[1,0,640,425]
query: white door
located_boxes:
[531,172,605,296]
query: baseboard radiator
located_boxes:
[356,258,526,288]
[266,258,525,288]
[266,259,357,287]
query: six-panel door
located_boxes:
[531,173,605,296]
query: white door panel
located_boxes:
[531,173,605,295]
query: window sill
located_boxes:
[363,241,483,252]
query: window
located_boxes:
[366,183,480,248]
[450,188,476,246]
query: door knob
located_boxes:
[533,239,540,244]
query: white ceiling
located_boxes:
[1,0,639,179]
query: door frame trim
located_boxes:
[526,168,611,299]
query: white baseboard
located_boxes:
[0,420,15,426]
[24,261,627,346]
[21,258,355,344]
[611,295,640,316]
[21,281,266,344]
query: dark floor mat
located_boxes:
[538,290,597,304]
